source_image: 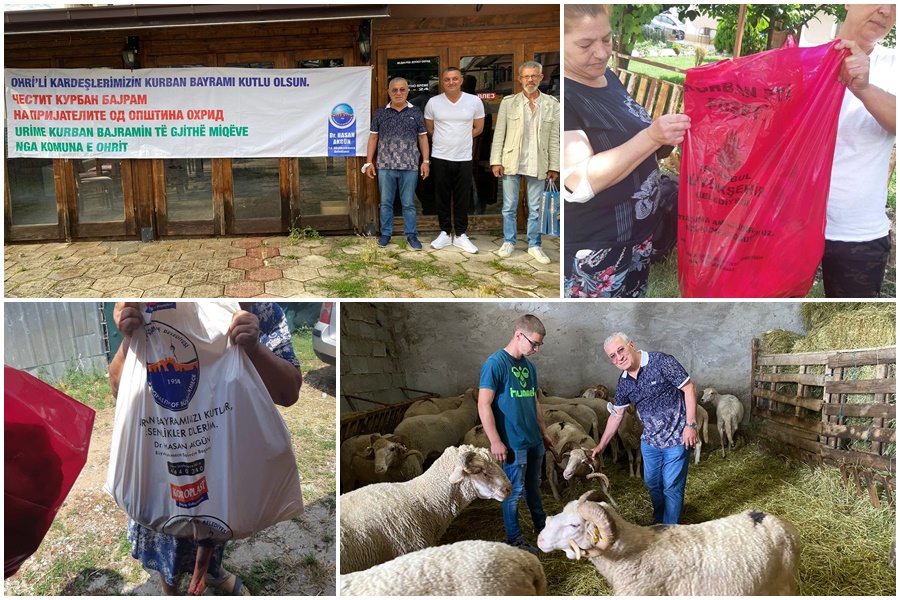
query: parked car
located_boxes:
[649,12,686,40]
[312,302,336,365]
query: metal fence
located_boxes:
[4,302,109,382]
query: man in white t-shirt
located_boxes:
[424,67,485,253]
[824,4,896,297]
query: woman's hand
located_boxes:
[835,39,870,94]
[113,302,142,339]
[228,310,261,356]
[647,113,691,147]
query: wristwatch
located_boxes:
[361,163,372,173]
[686,422,697,429]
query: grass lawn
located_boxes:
[626,53,722,85]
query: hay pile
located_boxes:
[764,303,895,355]
[440,440,896,595]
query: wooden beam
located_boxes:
[759,422,822,454]
[755,372,832,386]
[753,408,821,436]
[828,347,895,368]
[757,349,837,366]
[825,378,896,395]
[821,446,895,473]
[753,387,823,411]
[734,4,747,59]
[821,403,896,419]
[821,423,896,444]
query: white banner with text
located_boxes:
[6,67,372,158]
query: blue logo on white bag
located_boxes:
[146,321,199,412]
[328,103,356,157]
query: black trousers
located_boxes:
[432,157,472,235]
[821,234,891,298]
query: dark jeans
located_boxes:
[501,444,546,542]
[822,234,891,298]
[432,157,472,235]
[641,441,691,525]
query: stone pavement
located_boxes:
[4,233,561,298]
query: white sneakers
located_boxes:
[452,234,479,254]
[527,246,552,265]
[497,242,515,258]
[430,231,453,250]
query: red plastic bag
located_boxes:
[4,366,95,578]
[677,40,847,297]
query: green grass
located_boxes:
[449,270,484,289]
[646,251,680,298]
[291,326,321,374]
[389,257,448,280]
[627,54,720,85]
[314,277,374,297]
[52,366,113,410]
[488,259,528,276]
[240,558,289,595]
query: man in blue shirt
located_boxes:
[365,77,430,250]
[591,332,699,524]
[479,314,553,554]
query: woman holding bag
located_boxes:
[563,4,690,298]
[109,302,302,596]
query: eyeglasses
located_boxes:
[520,74,542,80]
[521,332,543,351]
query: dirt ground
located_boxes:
[4,365,336,596]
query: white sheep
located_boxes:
[544,421,601,500]
[700,387,745,458]
[617,404,644,478]
[394,389,479,461]
[581,384,609,400]
[339,444,512,574]
[339,433,424,493]
[537,490,800,595]
[462,424,491,449]
[340,540,547,596]
[541,402,599,439]
[403,391,467,419]
[539,390,618,463]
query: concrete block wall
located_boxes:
[339,302,409,413]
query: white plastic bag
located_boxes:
[104,302,304,541]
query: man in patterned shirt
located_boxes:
[591,332,699,524]
[365,77,430,250]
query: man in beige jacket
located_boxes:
[490,61,560,264]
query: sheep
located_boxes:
[544,421,600,500]
[692,403,710,464]
[581,384,609,400]
[340,540,547,596]
[462,424,491,449]
[537,490,801,595]
[339,444,512,574]
[539,390,618,463]
[616,404,644,478]
[403,390,468,419]
[339,433,424,493]
[540,402,599,439]
[700,387,745,458]
[542,407,584,433]
[394,389,479,462]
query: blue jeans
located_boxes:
[501,443,546,542]
[378,168,419,236]
[501,174,544,247]
[641,441,690,524]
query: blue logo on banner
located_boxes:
[328,103,356,156]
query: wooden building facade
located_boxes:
[4,4,560,242]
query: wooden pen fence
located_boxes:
[751,340,896,507]
[339,387,437,443]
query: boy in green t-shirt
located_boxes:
[478,314,553,554]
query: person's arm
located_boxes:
[417,132,430,179]
[591,404,625,459]
[547,99,560,180]
[478,388,507,463]
[229,311,303,407]
[534,395,553,450]
[490,99,508,175]
[564,113,690,196]
[836,39,896,135]
[425,118,434,139]
[681,379,700,449]
[472,116,485,139]
[365,132,378,179]
[109,302,143,398]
